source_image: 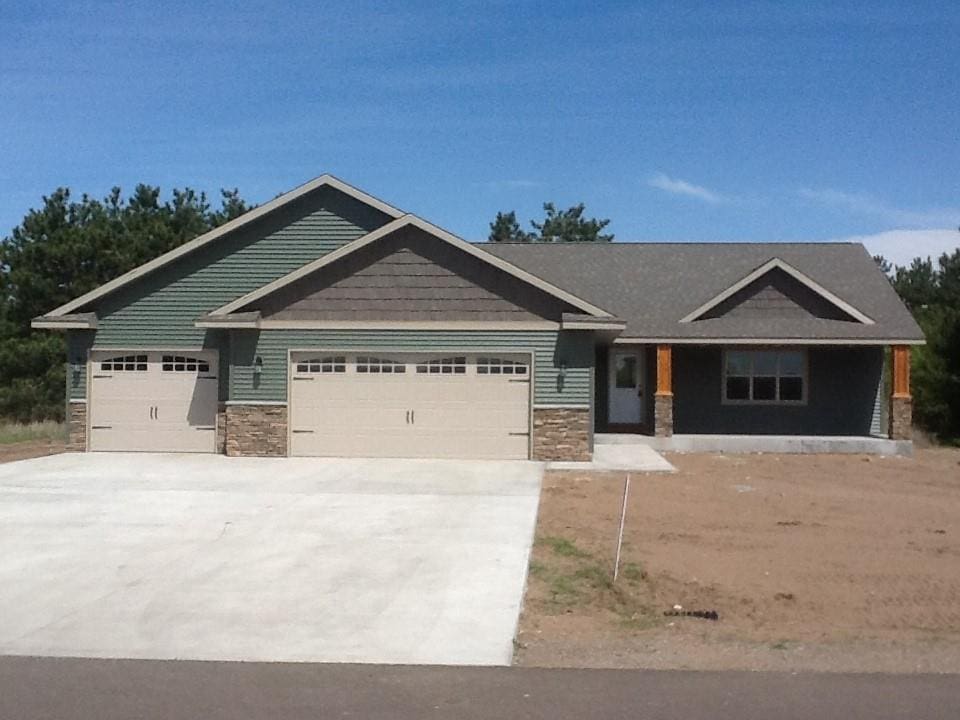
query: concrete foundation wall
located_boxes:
[637,434,913,457]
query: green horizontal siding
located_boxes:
[91,188,390,348]
[229,330,594,406]
[66,331,95,400]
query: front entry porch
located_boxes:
[597,432,912,457]
[594,344,673,437]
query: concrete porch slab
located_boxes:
[632,434,913,457]
[547,443,676,473]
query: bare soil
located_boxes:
[516,449,960,672]
[0,440,65,464]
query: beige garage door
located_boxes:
[289,353,531,459]
[88,350,218,452]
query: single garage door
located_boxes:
[290,352,531,459]
[88,350,218,452]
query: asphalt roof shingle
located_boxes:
[481,242,923,342]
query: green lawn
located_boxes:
[0,421,65,445]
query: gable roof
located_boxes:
[483,242,924,343]
[209,214,614,319]
[41,175,404,318]
[679,257,875,325]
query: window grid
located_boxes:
[356,356,406,374]
[724,349,806,404]
[100,354,148,372]
[476,357,528,376]
[296,356,346,374]
[416,356,467,375]
[161,355,211,373]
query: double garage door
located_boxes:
[290,352,531,460]
[88,350,218,453]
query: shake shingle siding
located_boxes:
[257,226,574,321]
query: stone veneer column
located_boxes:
[67,401,87,451]
[532,407,591,461]
[225,404,288,457]
[215,403,227,454]
[889,345,912,441]
[654,344,674,437]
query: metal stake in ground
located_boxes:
[613,474,630,582]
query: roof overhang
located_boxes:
[195,311,262,329]
[612,337,925,346]
[194,314,562,331]
[31,312,98,330]
[209,214,615,319]
[43,175,405,318]
[561,312,626,332]
[679,257,875,325]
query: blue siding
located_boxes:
[673,345,885,436]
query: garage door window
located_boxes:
[100,354,148,372]
[296,356,346,373]
[416,356,466,374]
[356,356,406,374]
[477,357,527,376]
[162,355,211,373]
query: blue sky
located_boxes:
[2,1,958,265]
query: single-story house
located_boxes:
[33,175,924,460]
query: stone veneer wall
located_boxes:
[654,394,674,437]
[532,407,591,461]
[889,396,912,441]
[67,401,87,451]
[225,404,287,457]
[216,403,227,454]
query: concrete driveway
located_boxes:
[0,453,542,666]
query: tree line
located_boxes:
[1,185,957,442]
[0,186,250,422]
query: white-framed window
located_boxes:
[161,355,211,373]
[477,357,528,376]
[356,356,406,374]
[100,354,148,372]
[415,356,467,374]
[723,349,806,404]
[296,356,346,374]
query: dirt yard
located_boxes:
[515,449,960,673]
[0,440,65,464]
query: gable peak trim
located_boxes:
[210,213,614,318]
[679,257,875,325]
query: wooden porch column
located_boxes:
[654,344,673,437]
[889,345,912,441]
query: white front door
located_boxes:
[608,350,644,425]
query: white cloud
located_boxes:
[799,188,960,229]
[648,173,726,204]
[831,229,960,268]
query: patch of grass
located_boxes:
[0,421,64,445]
[528,560,549,578]
[540,535,591,559]
[529,542,662,630]
[621,562,647,583]
[770,639,792,651]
